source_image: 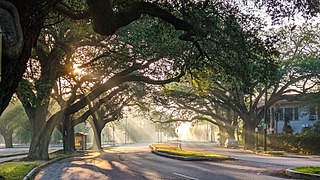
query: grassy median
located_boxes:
[152,143,230,159]
[157,149,230,159]
[292,166,320,174]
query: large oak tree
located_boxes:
[1,0,319,116]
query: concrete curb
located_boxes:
[149,144,234,161]
[285,169,320,180]
[23,153,84,180]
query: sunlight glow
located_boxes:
[73,66,82,74]
[177,123,191,140]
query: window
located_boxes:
[285,108,293,121]
[294,107,299,121]
[309,106,316,121]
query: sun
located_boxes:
[73,67,82,74]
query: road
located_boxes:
[0,146,62,163]
[182,142,320,167]
[35,143,293,180]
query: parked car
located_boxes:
[224,139,238,148]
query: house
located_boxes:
[269,99,319,134]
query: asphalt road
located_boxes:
[0,146,62,163]
[182,142,320,167]
[34,143,293,180]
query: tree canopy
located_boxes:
[1,0,319,115]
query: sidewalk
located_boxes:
[0,145,62,163]
[0,147,29,157]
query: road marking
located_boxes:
[173,173,199,180]
[131,161,142,165]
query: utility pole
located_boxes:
[112,125,115,146]
[264,79,268,151]
[124,115,127,144]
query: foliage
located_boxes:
[292,166,320,174]
[180,1,279,93]
[0,161,42,180]
[50,128,63,144]
[268,123,320,154]
[0,100,29,142]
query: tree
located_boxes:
[1,0,319,116]
[15,13,190,160]
[0,99,28,148]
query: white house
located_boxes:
[269,100,319,134]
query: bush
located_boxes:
[268,124,320,154]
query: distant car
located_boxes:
[224,139,238,148]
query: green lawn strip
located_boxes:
[49,149,78,159]
[256,150,285,156]
[0,150,79,179]
[157,149,230,159]
[152,143,180,150]
[0,161,43,180]
[292,166,320,174]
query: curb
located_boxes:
[149,144,234,161]
[23,153,84,180]
[285,169,320,180]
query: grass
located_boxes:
[0,161,42,180]
[157,149,230,159]
[152,143,181,150]
[256,150,285,156]
[49,149,76,159]
[292,166,320,174]
[0,150,79,179]
[151,143,230,159]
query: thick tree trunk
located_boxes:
[64,127,75,152]
[27,132,51,160]
[226,127,236,140]
[243,122,255,150]
[3,133,13,148]
[26,112,62,160]
[91,126,103,151]
[62,116,76,152]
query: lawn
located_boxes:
[0,161,42,180]
[151,143,230,159]
[292,166,320,174]
[0,150,79,179]
[157,149,230,159]
[152,143,181,150]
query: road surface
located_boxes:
[0,146,62,163]
[182,142,320,167]
[35,143,293,180]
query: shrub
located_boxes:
[268,124,320,154]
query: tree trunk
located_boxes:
[226,127,236,140]
[27,132,51,160]
[62,116,76,152]
[3,132,13,148]
[65,127,75,152]
[243,122,255,150]
[91,125,103,151]
[89,118,103,151]
[26,112,62,160]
